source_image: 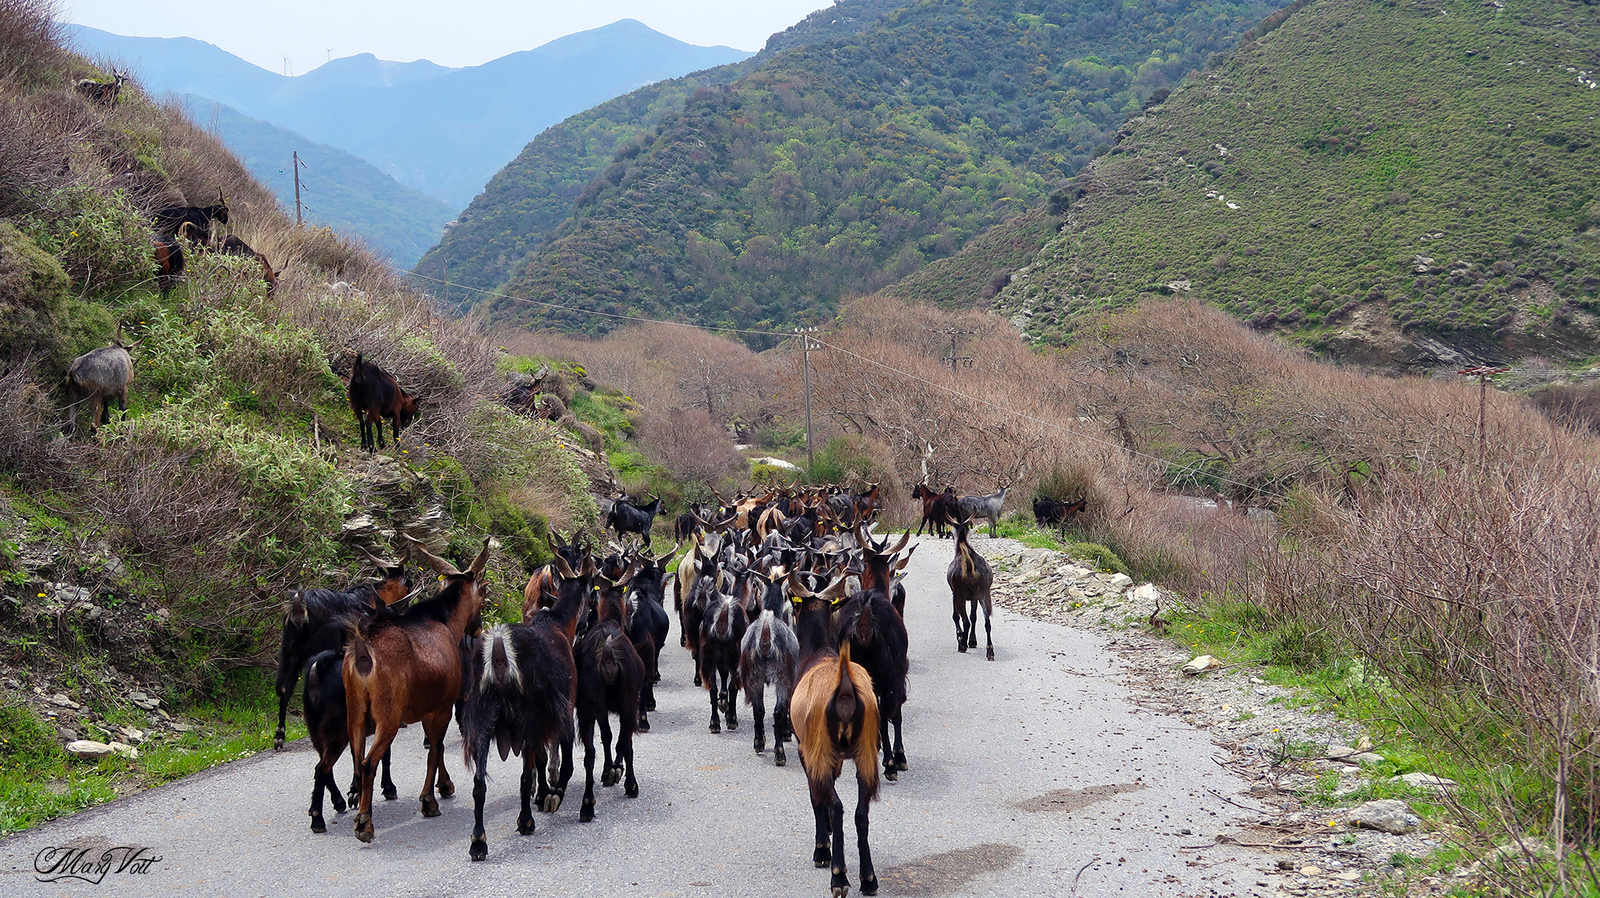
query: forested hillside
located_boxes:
[412,0,913,305]
[438,0,1284,343]
[982,0,1600,366]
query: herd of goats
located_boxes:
[267,481,1087,896]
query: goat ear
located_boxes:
[404,534,461,576]
[552,554,576,580]
[467,537,491,578]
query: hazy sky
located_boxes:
[58,0,835,73]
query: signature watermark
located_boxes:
[34,845,162,883]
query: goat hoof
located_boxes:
[310,817,326,834]
[580,802,595,823]
[602,768,619,788]
[437,781,454,799]
[330,793,347,814]
[541,793,563,813]
[646,696,657,710]
[637,716,650,733]
[709,720,721,734]
[421,798,441,818]
[832,886,850,898]
[895,755,908,771]
[470,839,487,862]
[754,735,765,754]
[727,718,738,731]
[273,733,285,751]
[517,816,535,836]
[693,675,702,687]
[884,767,898,782]
[625,781,638,798]
[957,643,968,653]
[861,873,879,895]
[813,845,829,867]
[382,787,398,801]
[775,747,786,767]
[354,815,373,843]
[987,647,995,661]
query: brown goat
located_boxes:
[789,574,881,897]
[347,352,418,453]
[344,536,489,843]
[64,329,139,436]
[219,234,278,296]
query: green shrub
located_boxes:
[1070,541,1130,575]
[0,220,69,365]
[0,694,56,765]
[21,186,153,293]
[807,436,886,485]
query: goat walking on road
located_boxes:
[739,571,799,766]
[789,575,881,897]
[947,516,996,660]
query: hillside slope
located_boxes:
[185,97,456,267]
[412,0,914,303]
[987,0,1600,367]
[450,0,1284,343]
[66,20,752,208]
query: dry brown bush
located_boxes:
[0,0,67,90]
[637,407,746,486]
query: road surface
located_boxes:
[2,535,1268,897]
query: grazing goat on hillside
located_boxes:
[788,575,881,897]
[958,482,1009,538]
[64,330,138,437]
[74,69,127,105]
[947,515,995,660]
[150,232,184,296]
[607,493,665,548]
[347,352,418,453]
[344,537,488,843]
[152,193,229,246]
[461,621,575,860]
[219,234,278,296]
[1033,496,1087,527]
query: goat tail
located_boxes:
[288,589,308,625]
[853,597,874,644]
[344,616,376,680]
[601,633,623,683]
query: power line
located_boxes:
[389,264,1294,502]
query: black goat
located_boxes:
[219,234,278,296]
[835,531,912,780]
[348,352,418,453]
[607,494,664,548]
[574,568,646,821]
[152,193,229,245]
[1033,496,1087,527]
[461,621,576,860]
[913,484,960,538]
[699,580,748,734]
[626,547,674,730]
[302,649,395,832]
[947,516,995,660]
[272,556,412,750]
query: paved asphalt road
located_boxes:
[1,535,1268,898]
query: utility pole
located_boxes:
[293,151,304,227]
[938,326,975,373]
[795,327,822,469]
[1458,365,1509,468]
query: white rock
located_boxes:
[108,741,139,759]
[1106,573,1134,589]
[66,739,139,760]
[1346,799,1420,834]
[1130,583,1160,602]
[1182,655,1224,676]
[1395,772,1457,791]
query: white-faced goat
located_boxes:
[64,330,139,436]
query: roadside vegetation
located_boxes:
[0,0,593,833]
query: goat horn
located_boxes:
[552,554,576,579]
[403,534,461,576]
[785,569,813,599]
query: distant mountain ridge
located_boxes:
[448,0,1285,344]
[414,0,915,301]
[184,97,456,267]
[65,20,752,208]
